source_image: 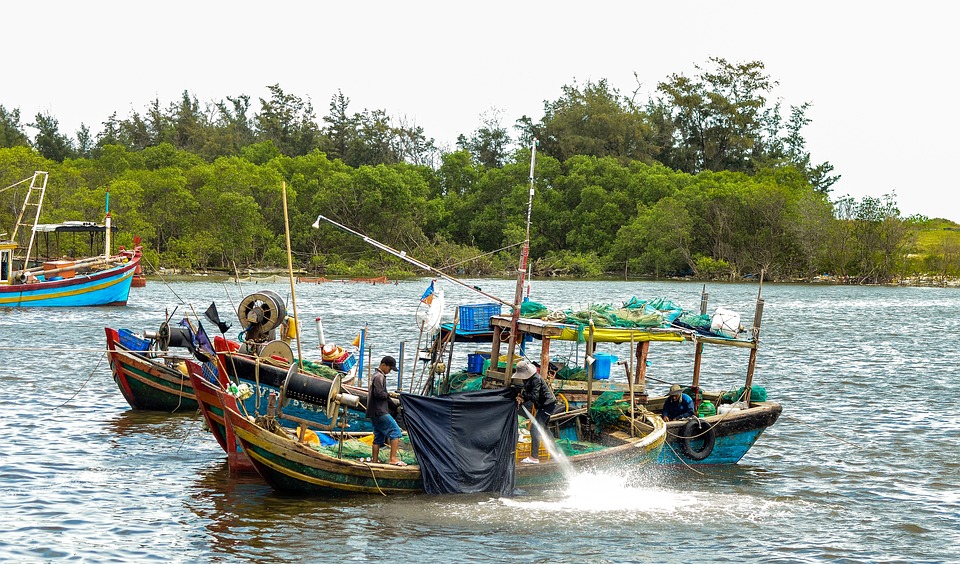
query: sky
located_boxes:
[5,1,958,222]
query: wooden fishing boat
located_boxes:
[105,326,200,412]
[479,287,782,466]
[222,389,665,496]
[1,171,141,307]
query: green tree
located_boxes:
[256,84,320,157]
[0,106,31,148]
[657,58,773,174]
[30,113,75,162]
[522,79,657,164]
[457,108,512,168]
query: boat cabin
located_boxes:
[0,241,15,286]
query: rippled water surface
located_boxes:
[1,278,958,562]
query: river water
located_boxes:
[1,277,957,563]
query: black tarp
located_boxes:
[400,388,518,495]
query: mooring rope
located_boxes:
[53,351,106,411]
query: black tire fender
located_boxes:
[680,417,716,461]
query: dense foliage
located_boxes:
[2,59,956,284]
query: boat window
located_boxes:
[0,249,9,283]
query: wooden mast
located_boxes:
[503,139,537,386]
[281,181,304,371]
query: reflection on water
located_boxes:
[1,280,958,561]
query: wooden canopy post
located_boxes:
[541,337,554,385]
[635,340,649,403]
[586,320,595,414]
[628,335,635,437]
[744,296,764,405]
[691,285,708,407]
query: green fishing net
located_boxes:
[310,437,418,465]
[720,385,767,403]
[588,391,626,427]
[446,371,484,392]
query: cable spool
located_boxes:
[259,340,294,363]
[237,290,287,343]
[279,370,359,424]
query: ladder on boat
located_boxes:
[11,171,48,263]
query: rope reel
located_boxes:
[237,289,287,343]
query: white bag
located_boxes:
[710,307,741,338]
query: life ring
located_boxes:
[680,417,716,461]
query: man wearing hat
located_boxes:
[515,359,557,464]
[366,355,406,465]
[662,384,696,422]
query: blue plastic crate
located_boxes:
[458,303,501,331]
[118,328,150,351]
[467,352,489,373]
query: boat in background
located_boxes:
[1,171,141,307]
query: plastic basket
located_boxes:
[467,353,488,374]
[516,440,551,462]
[118,329,150,352]
[458,303,502,331]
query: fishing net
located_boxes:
[309,436,419,465]
[294,359,340,379]
[720,385,767,403]
[556,365,586,381]
[520,300,549,318]
[446,371,484,392]
[674,311,712,331]
[588,391,626,427]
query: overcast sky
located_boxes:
[5,1,958,221]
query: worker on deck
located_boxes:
[662,384,696,422]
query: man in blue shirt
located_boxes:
[662,384,696,421]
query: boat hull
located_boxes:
[106,327,199,412]
[188,364,256,474]
[658,402,782,465]
[225,404,665,496]
[1,255,139,307]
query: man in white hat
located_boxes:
[514,359,557,464]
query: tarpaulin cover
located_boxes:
[400,388,518,495]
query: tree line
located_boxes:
[1,58,957,284]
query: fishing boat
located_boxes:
[222,142,658,497]
[476,287,782,466]
[105,326,202,412]
[221,380,665,496]
[1,171,141,307]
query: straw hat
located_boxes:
[669,384,683,396]
[514,360,538,380]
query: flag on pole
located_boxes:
[352,331,362,348]
[420,280,436,305]
[204,302,231,334]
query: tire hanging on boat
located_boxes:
[680,417,716,461]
